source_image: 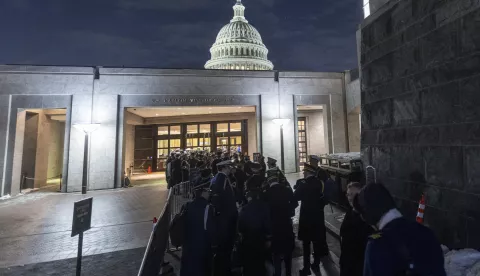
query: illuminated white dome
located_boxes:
[205,0,274,70]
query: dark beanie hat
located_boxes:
[353,183,397,226]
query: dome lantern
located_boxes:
[205,0,273,70]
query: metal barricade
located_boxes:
[138,180,194,276]
[137,189,172,276]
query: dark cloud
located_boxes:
[0,0,362,71]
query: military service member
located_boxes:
[294,163,329,276]
[354,183,446,276]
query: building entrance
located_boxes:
[152,120,247,171]
[124,106,257,175]
[13,109,66,193]
[296,105,328,170]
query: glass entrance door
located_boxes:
[153,120,248,171]
[298,117,307,166]
[155,125,182,171]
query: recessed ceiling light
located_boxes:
[209,111,212,114]
[238,107,242,109]
[177,108,182,110]
[182,112,186,115]
[156,114,159,116]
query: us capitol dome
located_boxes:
[205,0,274,70]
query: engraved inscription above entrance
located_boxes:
[152,97,238,104]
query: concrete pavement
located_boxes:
[0,184,167,268]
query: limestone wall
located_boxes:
[361,0,480,248]
[298,110,327,156]
[0,66,347,195]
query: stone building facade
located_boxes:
[0,66,360,197]
[360,0,480,248]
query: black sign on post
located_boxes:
[72,197,93,276]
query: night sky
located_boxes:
[0,0,363,72]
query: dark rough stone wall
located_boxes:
[361,0,480,249]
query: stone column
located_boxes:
[88,94,118,190]
[0,95,10,196]
[66,95,93,192]
[11,111,26,195]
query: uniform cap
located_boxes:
[309,155,321,163]
[303,163,317,174]
[217,160,234,167]
[267,157,277,165]
[353,183,397,226]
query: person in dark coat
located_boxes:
[259,155,267,176]
[245,162,266,192]
[294,163,329,276]
[339,182,373,276]
[234,162,247,205]
[238,189,272,276]
[309,155,329,182]
[180,178,217,276]
[267,157,291,190]
[210,160,238,276]
[211,150,223,175]
[171,153,183,186]
[264,171,298,276]
[354,183,446,276]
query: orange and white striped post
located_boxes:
[416,195,426,224]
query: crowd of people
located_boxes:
[167,149,447,276]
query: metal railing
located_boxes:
[137,181,193,276]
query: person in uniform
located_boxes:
[211,150,223,176]
[267,157,291,190]
[237,189,272,276]
[259,155,267,176]
[309,155,329,182]
[210,160,238,276]
[245,162,266,192]
[294,163,329,276]
[233,162,247,205]
[264,170,298,276]
[180,177,217,276]
[171,152,183,187]
[353,183,446,276]
[339,182,373,276]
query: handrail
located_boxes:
[137,188,173,276]
[137,181,193,276]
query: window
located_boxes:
[217,137,229,146]
[230,122,242,132]
[158,126,168,135]
[298,117,307,165]
[170,125,181,135]
[170,139,181,148]
[217,123,228,132]
[199,137,211,146]
[230,136,242,145]
[200,124,210,133]
[158,140,169,148]
[186,138,198,147]
[187,124,198,134]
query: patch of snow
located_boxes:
[442,244,450,254]
[325,152,361,160]
[0,194,11,200]
[444,249,480,276]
